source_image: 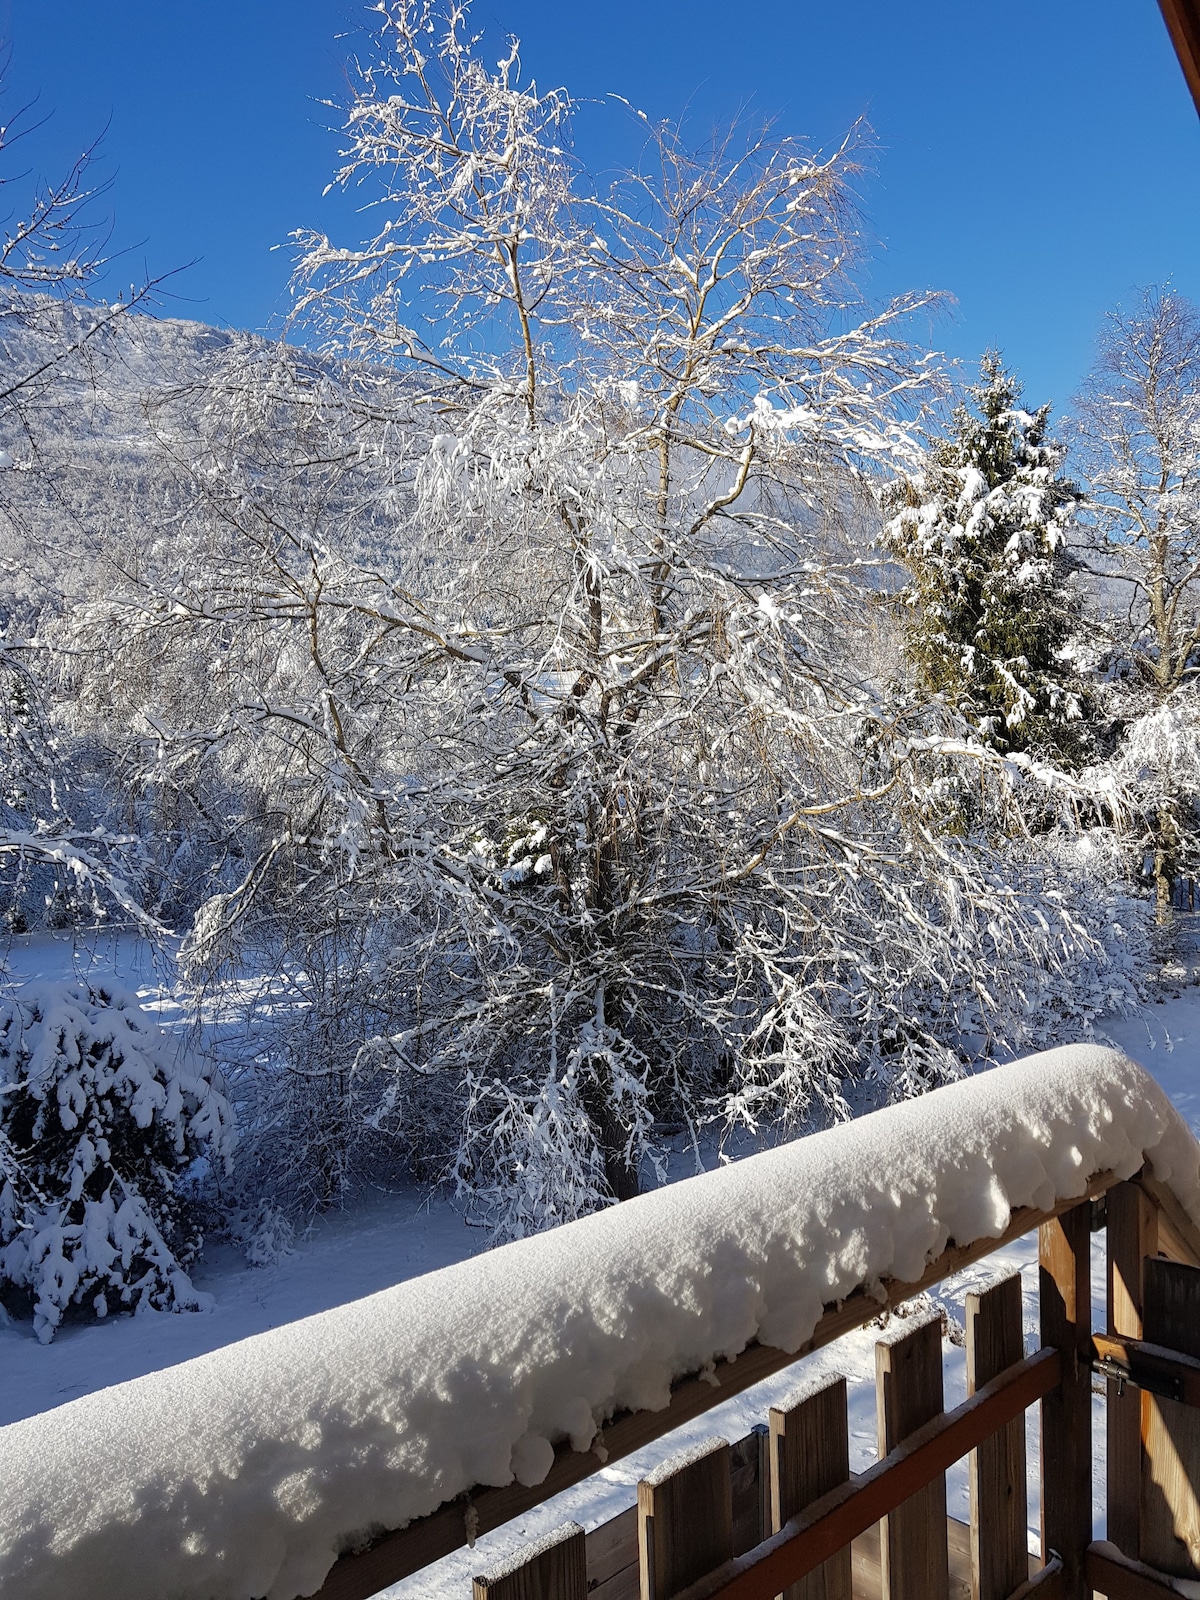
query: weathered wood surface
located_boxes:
[1133,1172,1200,1269]
[1039,1204,1092,1599]
[966,1273,1027,1600]
[1107,1181,1159,1559]
[1086,1537,1187,1598]
[472,1521,586,1600]
[647,1349,1060,1600]
[1141,1257,1200,1577]
[876,1316,949,1600]
[770,1376,851,1600]
[638,1438,733,1600]
[310,1175,1118,1600]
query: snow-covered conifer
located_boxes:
[888,355,1089,762]
[0,978,233,1341]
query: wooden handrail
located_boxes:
[314,1173,1118,1600]
[1086,1541,1184,1597]
[655,1348,1062,1600]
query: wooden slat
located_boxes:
[769,1376,851,1600]
[1141,1258,1200,1577]
[473,1522,587,1600]
[1039,1205,1091,1599]
[1085,1539,1184,1598]
[731,1426,770,1557]
[638,1438,733,1600]
[967,1273,1027,1600]
[1159,0,1200,117]
[586,1506,638,1600]
[877,1316,949,1600]
[310,1173,1119,1600]
[1133,1172,1200,1269]
[1107,1181,1158,1558]
[642,1349,1061,1600]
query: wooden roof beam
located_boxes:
[1160,0,1200,116]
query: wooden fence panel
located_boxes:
[473,1522,587,1600]
[876,1314,949,1600]
[769,1375,852,1600]
[967,1272,1028,1600]
[638,1437,733,1600]
[1141,1257,1200,1577]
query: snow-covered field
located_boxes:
[2,929,1199,1599]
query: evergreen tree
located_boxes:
[0,978,234,1341]
[888,355,1089,763]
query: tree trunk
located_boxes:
[1154,802,1180,926]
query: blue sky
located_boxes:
[6,0,1199,412]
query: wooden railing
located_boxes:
[314,1167,1200,1600]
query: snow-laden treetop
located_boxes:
[3,1045,1198,1600]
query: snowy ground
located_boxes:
[2,929,1198,1597]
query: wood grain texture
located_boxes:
[769,1376,851,1600]
[638,1439,733,1600]
[876,1318,949,1600]
[1141,1257,1200,1577]
[661,1350,1060,1600]
[473,1523,587,1600]
[310,1172,1118,1600]
[1086,1538,1185,1597]
[1107,1181,1158,1559]
[1038,1205,1092,1599]
[1133,1173,1200,1269]
[587,1506,638,1600]
[966,1273,1027,1600]
[1159,0,1200,116]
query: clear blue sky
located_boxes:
[6,0,1199,411]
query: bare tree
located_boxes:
[0,91,165,928]
[1073,287,1200,911]
[82,0,1148,1232]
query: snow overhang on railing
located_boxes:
[3,1044,1200,1600]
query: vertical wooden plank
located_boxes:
[1141,1257,1200,1577]
[1039,1203,1092,1600]
[474,1522,587,1600]
[731,1424,771,1557]
[769,1375,852,1600]
[1107,1180,1158,1558]
[637,1437,733,1600]
[876,1314,950,1600]
[966,1272,1028,1600]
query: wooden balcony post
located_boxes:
[1039,1201,1092,1599]
[966,1271,1028,1600]
[769,1375,852,1600]
[1107,1180,1158,1557]
[876,1313,950,1600]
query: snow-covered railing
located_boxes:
[3,1044,1200,1600]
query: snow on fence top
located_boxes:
[3,1044,1199,1600]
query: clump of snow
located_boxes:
[2,1044,1197,1600]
